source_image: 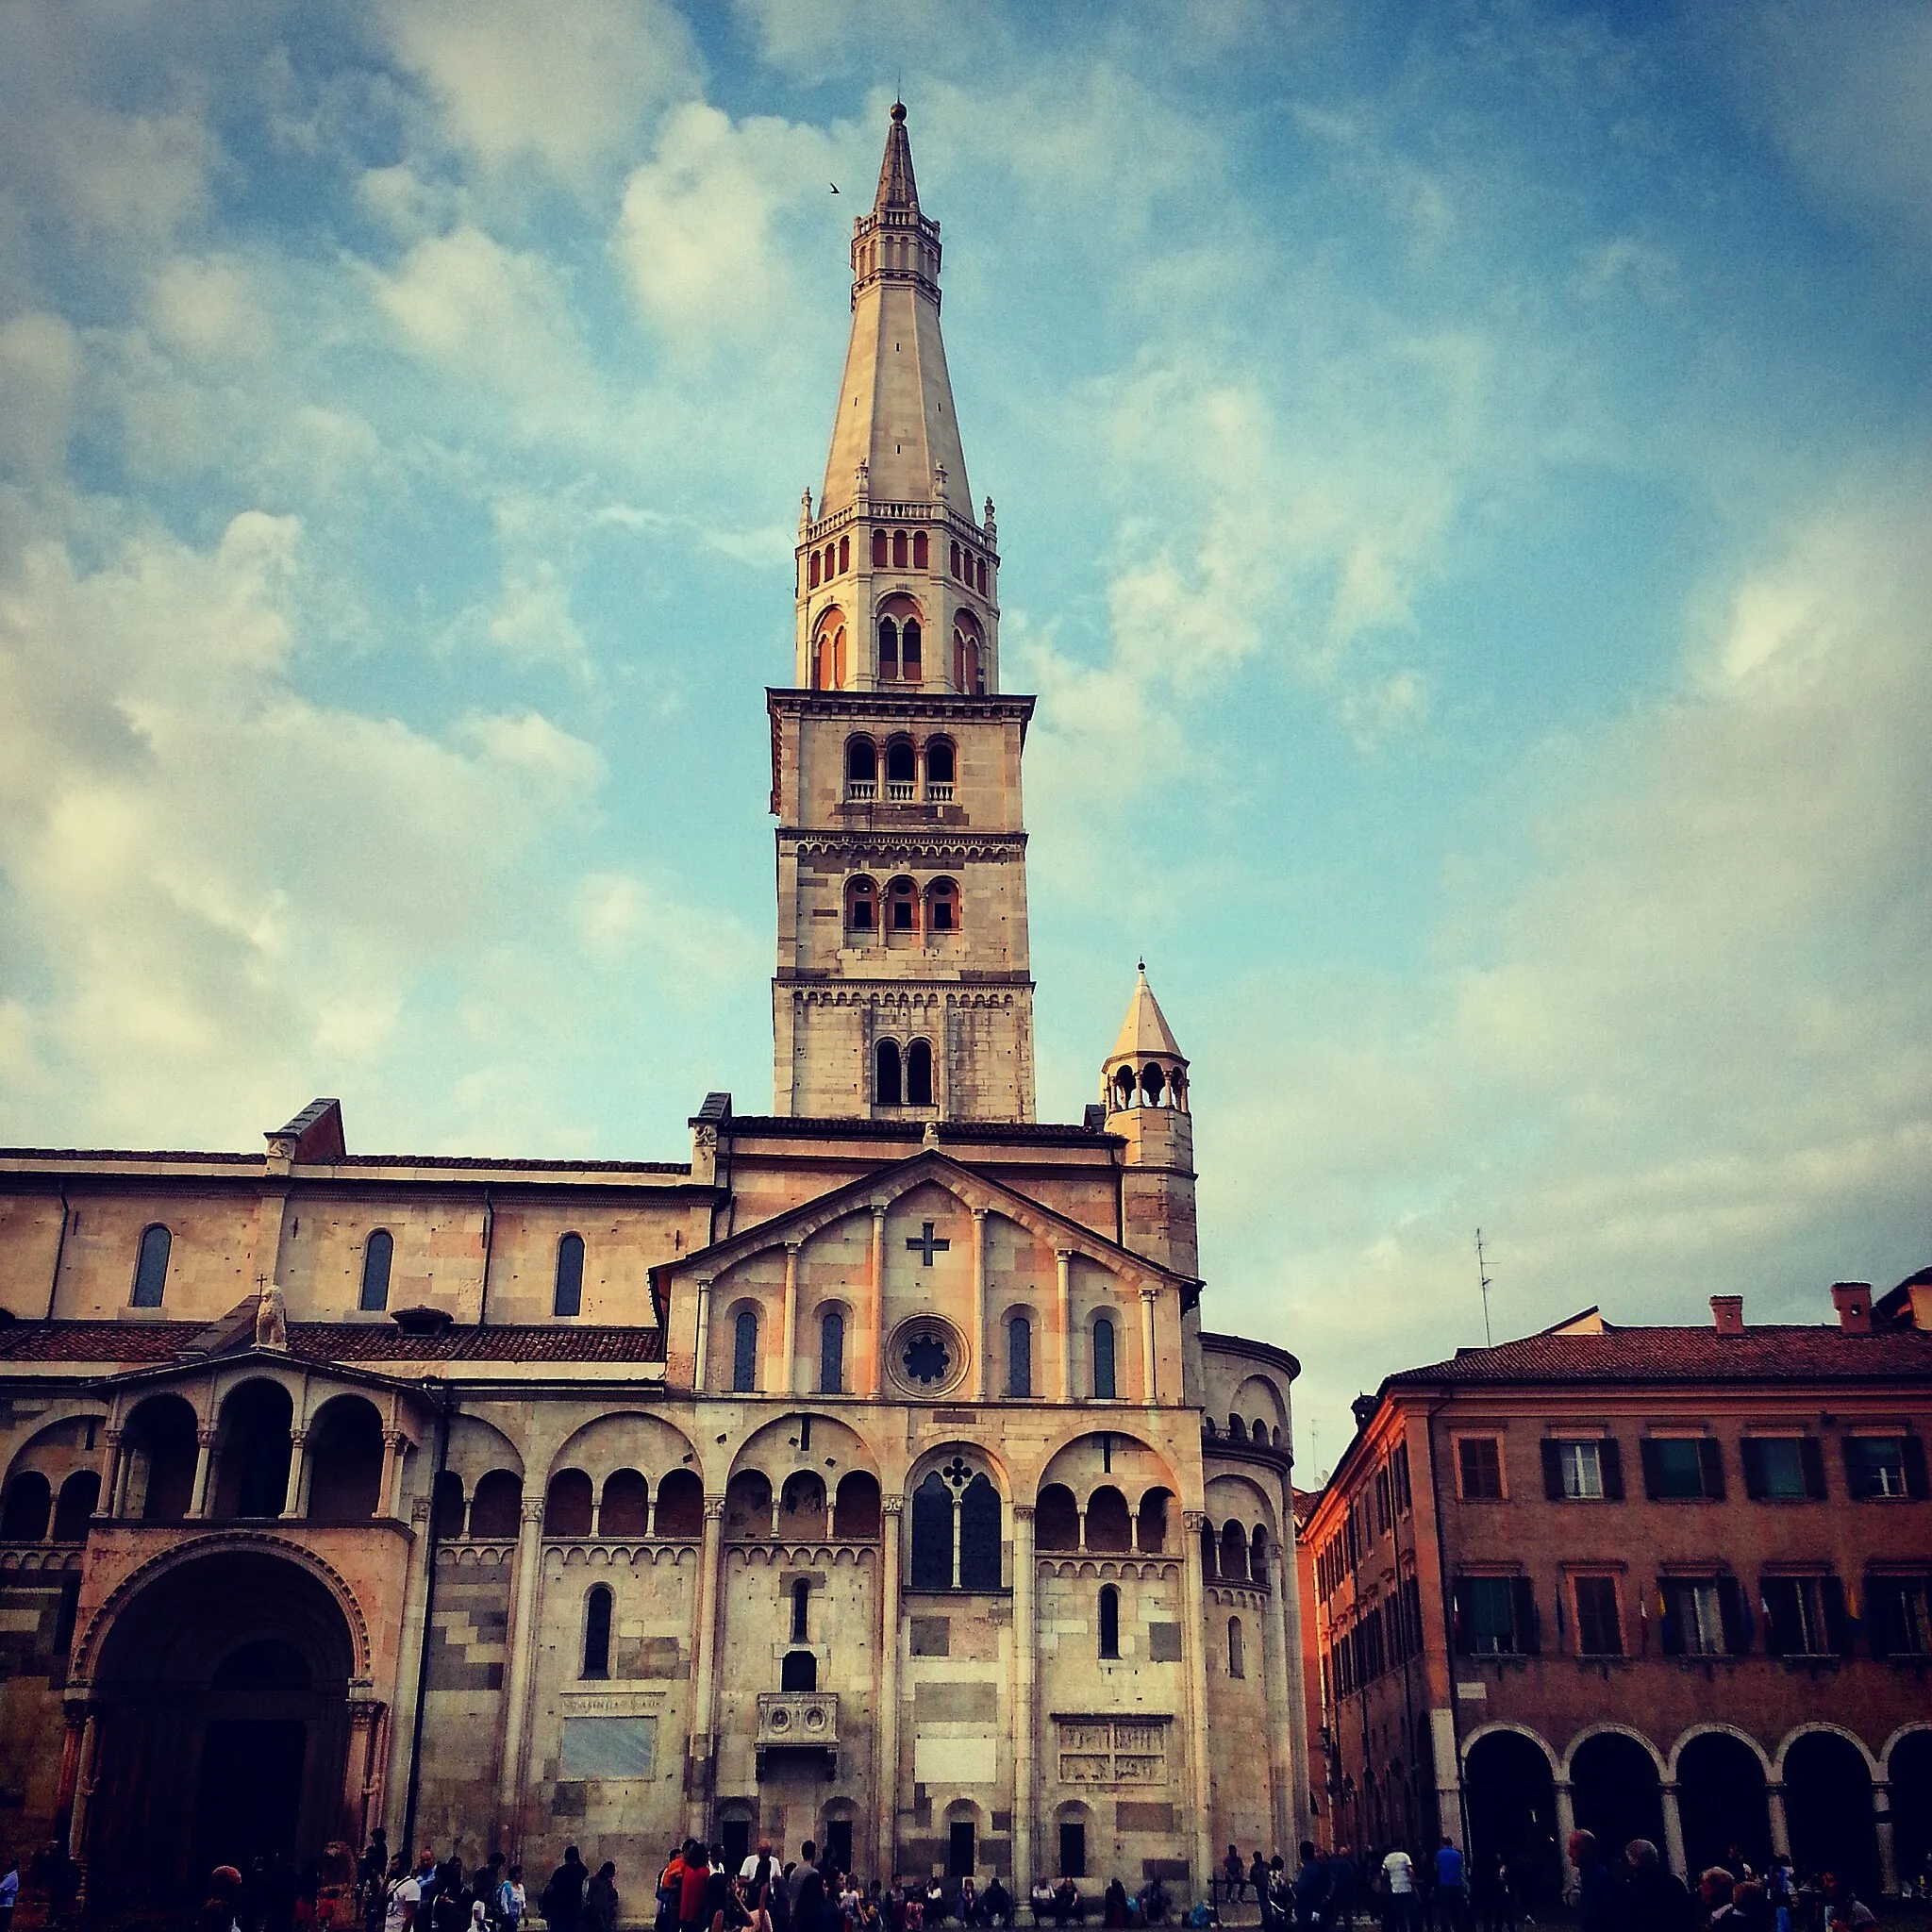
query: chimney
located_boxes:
[1831,1281,1874,1336]
[1351,1393,1378,1430]
[1911,1282,1932,1332]
[1710,1294,1744,1336]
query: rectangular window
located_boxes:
[1761,1575,1848,1657]
[1659,1579,1726,1657]
[1457,1437,1504,1501]
[1868,1576,1932,1657]
[1642,1436,1724,1501]
[1844,1435,1926,1500]
[1454,1576,1536,1657]
[1573,1576,1623,1657]
[558,1715,657,1779]
[1391,1442,1412,1514]
[1742,1436,1826,1501]
[1562,1441,1602,1498]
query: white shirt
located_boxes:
[1381,1853,1414,1897]
[386,1878,422,1932]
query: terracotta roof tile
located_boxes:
[0,1320,663,1368]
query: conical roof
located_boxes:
[1108,966,1186,1064]
[874,101,920,211]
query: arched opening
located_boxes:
[432,1469,464,1539]
[654,1468,703,1538]
[1086,1486,1132,1553]
[959,1473,1001,1590]
[1250,1524,1271,1589]
[1092,1316,1117,1399]
[832,1471,881,1540]
[808,550,821,589]
[1892,1731,1932,1905]
[724,1469,773,1541]
[885,736,917,792]
[1463,1733,1559,1914]
[781,1649,818,1691]
[1036,1484,1078,1552]
[1569,1733,1665,1874]
[877,615,900,681]
[1141,1064,1166,1106]
[305,1396,384,1522]
[1228,1415,1247,1441]
[887,875,917,933]
[845,738,877,796]
[910,1471,953,1589]
[1098,1585,1120,1659]
[732,1308,760,1391]
[924,878,959,933]
[1677,1733,1771,1881]
[892,529,908,569]
[600,1468,649,1537]
[1228,1616,1245,1678]
[582,1585,612,1678]
[132,1224,171,1307]
[780,1472,827,1539]
[820,1309,846,1393]
[469,1469,523,1539]
[813,613,846,691]
[906,1038,935,1106]
[1137,1488,1171,1554]
[85,1551,358,1909]
[838,535,849,574]
[875,1037,904,1104]
[872,529,888,568]
[913,530,929,570]
[1219,1520,1249,1582]
[0,1471,50,1541]
[791,1576,811,1641]
[554,1232,585,1316]
[54,1470,99,1540]
[211,1382,293,1522]
[845,875,877,934]
[125,1394,199,1523]
[1784,1731,1878,1903]
[543,1468,592,1538]
[1008,1315,1033,1398]
[901,618,922,681]
[926,738,956,792]
[951,541,962,578]
[1199,1518,1218,1580]
[1112,1066,1136,1110]
[358,1229,392,1312]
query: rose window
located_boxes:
[903,1335,951,1386]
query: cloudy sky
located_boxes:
[2,0,1927,1465]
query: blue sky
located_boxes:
[2,0,1927,1465]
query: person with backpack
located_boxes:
[498,1867,525,1932]
[541,1852,588,1932]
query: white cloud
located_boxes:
[0,313,82,478]
[145,256,272,362]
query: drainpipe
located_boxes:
[47,1188,71,1320]
[1426,1392,1472,1850]
[401,1381,453,1857]
[476,1189,495,1328]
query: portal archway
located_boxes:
[1463,1729,1559,1908]
[84,1549,359,1909]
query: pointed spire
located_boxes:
[874,100,921,212]
[1111,966,1185,1061]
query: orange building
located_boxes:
[1302,1273,1932,1905]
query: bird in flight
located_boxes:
[830,182,840,193]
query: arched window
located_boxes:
[132,1224,171,1308]
[906,1039,934,1106]
[1087,1487,1132,1552]
[732,1309,759,1392]
[886,738,916,792]
[0,1473,51,1541]
[1200,1517,1219,1580]
[910,1470,954,1589]
[950,541,961,577]
[1141,1063,1167,1105]
[1008,1315,1032,1398]
[1137,1488,1171,1554]
[959,1472,1001,1590]
[1220,1520,1249,1582]
[913,530,929,569]
[838,535,850,574]
[554,1233,584,1317]
[824,544,836,580]
[1093,1316,1117,1400]
[544,1469,592,1538]
[52,1471,99,1541]
[1113,1065,1137,1109]
[813,613,846,690]
[926,739,955,791]
[781,1648,819,1691]
[1251,1524,1271,1591]
[892,529,908,569]
[925,878,959,933]
[654,1468,703,1538]
[808,551,821,589]
[878,615,899,681]
[471,1469,525,1538]
[901,619,922,680]
[1228,1415,1247,1441]
[1099,1585,1121,1658]
[887,876,917,931]
[359,1229,393,1312]
[820,1308,845,1394]
[873,529,888,567]
[845,737,876,797]
[875,1038,903,1105]
[1228,1615,1245,1678]
[599,1468,648,1537]
[1036,1484,1078,1550]
[833,1471,881,1539]
[845,875,877,933]
[791,1577,811,1641]
[582,1585,612,1678]
[976,557,988,593]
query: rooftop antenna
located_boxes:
[1474,1227,1494,1346]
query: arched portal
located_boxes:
[85,1550,359,1910]
[1676,1732,1771,1880]
[1568,1732,1664,1870]
[1891,1730,1932,1903]
[1463,1731,1558,1908]
[1784,1731,1878,1902]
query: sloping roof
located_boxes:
[0,1321,664,1368]
[1108,968,1185,1063]
[1386,1324,1932,1390]
[874,102,921,211]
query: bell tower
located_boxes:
[769,104,1037,1123]
[1102,966,1198,1276]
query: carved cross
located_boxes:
[906,1221,951,1267]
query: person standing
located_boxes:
[585,1865,619,1932]
[1379,1845,1416,1931]
[543,1851,589,1932]
[499,1867,526,1932]
[385,1857,423,1932]
[0,1854,19,1932]
[1292,1844,1329,1928]
[1327,1846,1358,1930]
[1431,1840,1466,1932]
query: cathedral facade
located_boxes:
[0,108,1307,1909]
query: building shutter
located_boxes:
[1866,1580,1893,1660]
[1800,1437,1827,1500]
[1904,1437,1930,1500]
[1842,1437,1872,1499]
[1822,1575,1853,1656]
[1698,1438,1725,1500]
[1761,1578,1796,1657]
[1600,1438,1624,1501]
[1658,1586,1684,1657]
[1640,1439,1664,1501]
[1740,1438,1766,1499]
[1511,1576,1541,1656]
[1451,1580,1474,1656]
[1717,1576,1753,1656]
[1541,1441,1565,1501]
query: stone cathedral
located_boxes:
[0,108,1307,1911]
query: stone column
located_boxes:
[1431,1707,1464,1849]
[693,1279,713,1392]
[1139,1289,1158,1406]
[1874,1781,1898,1897]
[687,1494,727,1840]
[281,1429,308,1520]
[971,1209,990,1400]
[1766,1782,1790,1859]
[1012,1502,1037,1890]
[66,1710,98,1859]
[877,1495,904,1884]
[379,1432,408,1518]
[1056,1250,1074,1401]
[1258,1546,1294,1853]
[189,1426,216,1517]
[870,1207,889,1394]
[54,1705,86,1834]
[1659,1780,1687,1877]
[383,1495,436,1848]
[95,1429,124,1519]
[497,1497,548,1822]
[344,1698,381,1846]
[1180,1510,1215,1894]
[782,1242,802,1395]
[1555,1782,1577,1885]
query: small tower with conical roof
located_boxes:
[1102,965,1198,1278]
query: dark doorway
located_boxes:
[190,1718,307,1877]
[948,1822,975,1879]
[781,1650,818,1691]
[1677,1732,1771,1880]
[824,1820,853,1877]
[1569,1733,1665,1871]
[1892,1731,1932,1902]
[1785,1731,1878,1903]
[1463,1732,1559,1909]
[1058,1823,1087,1879]
[721,1819,751,1869]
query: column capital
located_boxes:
[386,1429,410,1450]
[882,1495,906,1518]
[1012,1502,1035,1523]
[702,1494,726,1521]
[1056,1246,1074,1262]
[197,1426,216,1446]
[1182,1508,1208,1533]
[288,1426,308,1444]
[102,1425,123,1447]
[785,1239,803,1256]
[521,1497,547,1525]
[1140,1286,1158,1303]
[972,1206,988,1224]
[871,1202,890,1222]
[697,1274,714,1292]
